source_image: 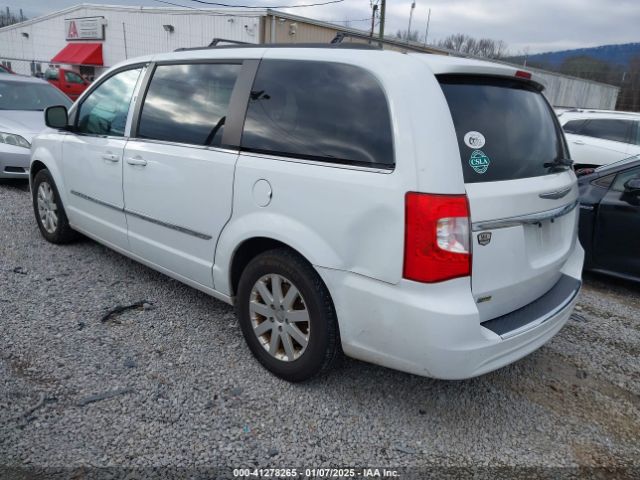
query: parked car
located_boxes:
[0,75,71,179]
[577,155,640,282]
[0,64,14,74]
[557,109,640,168]
[30,46,584,382]
[44,67,89,100]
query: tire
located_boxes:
[32,169,78,244]
[236,248,341,382]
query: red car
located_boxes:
[0,64,14,74]
[44,67,89,100]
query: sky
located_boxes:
[5,0,640,54]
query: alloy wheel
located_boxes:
[37,181,58,234]
[249,274,311,362]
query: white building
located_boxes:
[0,3,372,79]
[0,3,620,109]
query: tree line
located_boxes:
[395,30,639,112]
[395,31,508,59]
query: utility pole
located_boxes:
[378,0,386,40]
[369,3,378,42]
[407,2,416,45]
[423,8,431,46]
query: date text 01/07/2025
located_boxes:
[232,467,400,478]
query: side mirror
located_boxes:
[44,105,69,129]
[624,178,640,195]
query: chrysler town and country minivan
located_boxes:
[30,44,584,382]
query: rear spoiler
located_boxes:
[436,72,545,92]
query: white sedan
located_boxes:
[557,109,640,168]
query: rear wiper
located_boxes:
[544,158,573,170]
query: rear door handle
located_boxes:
[572,140,585,145]
[101,153,120,162]
[126,156,147,166]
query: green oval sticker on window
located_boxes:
[469,150,491,174]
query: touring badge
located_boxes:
[477,232,492,246]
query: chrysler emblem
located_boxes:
[477,232,492,246]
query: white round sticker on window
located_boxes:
[463,131,486,149]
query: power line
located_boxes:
[188,0,345,8]
[152,0,367,24]
[323,17,372,23]
[151,0,270,16]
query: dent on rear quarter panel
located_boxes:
[215,157,407,295]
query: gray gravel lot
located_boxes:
[1,179,639,474]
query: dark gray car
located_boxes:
[577,155,640,281]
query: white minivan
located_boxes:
[30,44,584,382]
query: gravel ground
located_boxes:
[1,179,639,476]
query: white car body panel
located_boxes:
[558,110,640,167]
[62,133,130,249]
[466,172,579,321]
[123,140,238,288]
[30,47,583,379]
[564,132,631,166]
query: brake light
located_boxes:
[403,193,471,283]
[515,70,532,79]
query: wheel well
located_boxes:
[30,160,47,183]
[230,237,303,297]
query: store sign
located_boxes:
[65,17,105,41]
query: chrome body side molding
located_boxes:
[70,190,212,240]
[472,200,579,232]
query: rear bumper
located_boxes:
[317,241,584,380]
[0,147,30,178]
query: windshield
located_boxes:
[439,75,569,183]
[0,80,72,111]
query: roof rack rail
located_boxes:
[175,40,381,52]
[209,38,251,47]
[331,31,436,54]
[174,37,251,51]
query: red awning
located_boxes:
[51,43,103,66]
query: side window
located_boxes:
[241,60,394,167]
[44,69,58,81]
[76,68,142,137]
[137,63,241,147]
[611,166,640,192]
[581,119,633,144]
[65,71,84,84]
[562,119,585,134]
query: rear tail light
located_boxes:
[515,70,532,79]
[403,193,471,283]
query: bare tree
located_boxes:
[395,29,421,43]
[437,33,508,59]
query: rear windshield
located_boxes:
[439,76,568,183]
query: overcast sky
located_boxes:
[5,0,640,54]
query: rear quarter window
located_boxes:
[563,119,586,134]
[241,60,394,168]
[581,119,633,144]
[439,76,568,183]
